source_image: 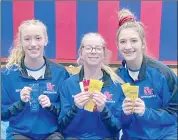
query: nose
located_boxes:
[125,41,132,49]
[31,39,37,47]
[91,48,97,53]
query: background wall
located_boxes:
[1,0,177,66]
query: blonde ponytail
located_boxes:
[101,64,124,84]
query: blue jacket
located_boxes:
[116,57,177,140]
[58,68,124,139]
[1,57,69,139]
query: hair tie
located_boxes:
[118,15,135,28]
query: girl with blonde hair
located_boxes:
[116,8,177,140]
[58,32,125,139]
[1,19,69,139]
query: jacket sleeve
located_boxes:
[120,111,132,127]
[100,86,125,134]
[1,72,26,121]
[57,80,81,132]
[137,71,178,125]
[46,70,69,116]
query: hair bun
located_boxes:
[118,9,135,27]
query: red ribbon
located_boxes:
[118,15,135,28]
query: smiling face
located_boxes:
[80,34,105,67]
[118,28,145,63]
[20,24,47,60]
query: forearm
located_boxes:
[137,107,177,125]
[58,105,79,132]
[2,100,25,121]
[46,102,60,116]
[100,107,122,134]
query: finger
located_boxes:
[41,102,51,108]
[74,94,90,101]
[134,102,144,107]
[122,102,134,108]
[124,110,133,115]
[134,106,144,110]
[74,92,89,98]
[123,107,134,113]
[92,98,100,106]
[93,93,106,101]
[22,89,31,95]
[74,93,90,100]
[24,96,30,102]
[38,94,46,99]
[79,99,90,106]
[74,96,90,104]
[24,87,32,92]
[39,95,48,102]
[93,98,105,106]
[93,92,106,99]
[40,100,49,106]
[123,99,133,105]
[93,96,106,104]
[24,95,30,99]
[38,95,48,101]
[135,98,143,103]
[125,97,132,102]
[39,98,48,103]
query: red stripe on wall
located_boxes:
[56,1,76,60]
[98,1,119,62]
[13,1,34,40]
[140,1,162,59]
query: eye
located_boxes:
[120,40,126,44]
[36,37,41,40]
[84,45,92,50]
[96,47,103,51]
[131,39,137,43]
[24,38,30,41]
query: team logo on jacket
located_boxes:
[141,87,156,98]
[43,82,57,94]
[104,91,115,103]
[46,82,55,91]
[144,87,153,95]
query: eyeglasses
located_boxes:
[82,45,104,53]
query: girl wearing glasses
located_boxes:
[58,32,125,139]
[116,9,177,140]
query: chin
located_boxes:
[29,54,41,59]
[87,61,101,66]
[124,55,136,62]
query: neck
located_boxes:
[83,64,103,80]
[126,55,143,70]
[24,57,45,70]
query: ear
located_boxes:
[116,41,119,50]
[45,39,48,46]
[142,42,145,49]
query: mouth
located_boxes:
[124,51,135,55]
[88,57,99,61]
[28,48,39,51]
[28,48,40,54]
[88,57,99,59]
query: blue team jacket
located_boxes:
[58,68,125,139]
[1,57,69,139]
[116,56,177,140]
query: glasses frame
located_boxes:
[82,45,104,53]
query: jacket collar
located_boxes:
[121,56,147,80]
[20,57,52,79]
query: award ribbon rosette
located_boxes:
[79,79,103,112]
[121,83,139,112]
